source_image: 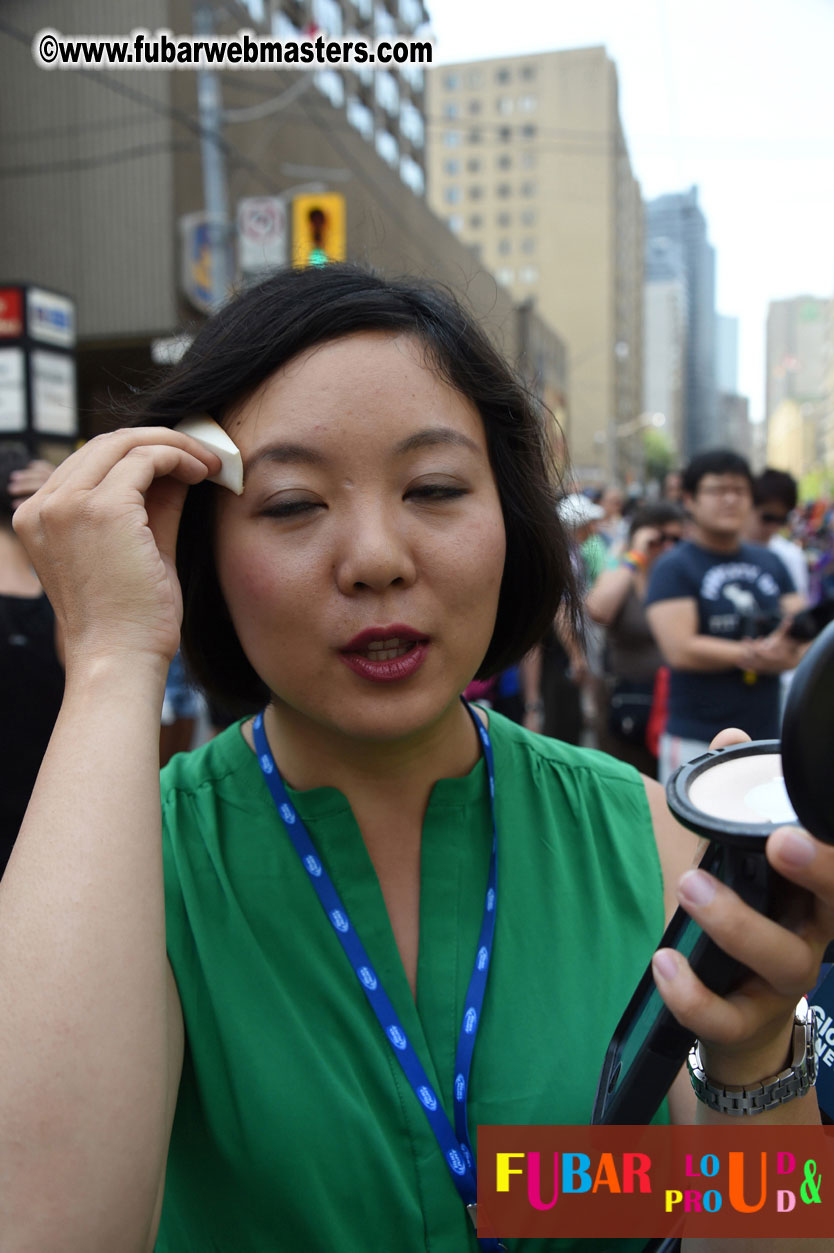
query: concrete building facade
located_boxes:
[426,47,643,486]
[0,0,567,445]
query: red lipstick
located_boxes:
[340,624,430,684]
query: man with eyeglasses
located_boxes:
[645,449,806,784]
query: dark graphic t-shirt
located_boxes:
[644,541,794,740]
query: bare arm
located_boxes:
[586,526,658,627]
[584,563,633,627]
[647,598,806,674]
[0,430,219,1252]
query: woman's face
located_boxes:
[214,331,507,743]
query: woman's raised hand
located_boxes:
[12,428,222,673]
[653,727,834,1101]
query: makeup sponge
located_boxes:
[175,416,244,495]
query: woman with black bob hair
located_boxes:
[144,263,580,715]
[3,264,834,1253]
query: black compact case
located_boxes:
[592,619,834,1125]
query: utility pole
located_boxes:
[193,1,231,310]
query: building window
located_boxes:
[519,265,539,284]
[314,0,343,36]
[497,154,512,170]
[444,158,461,175]
[467,129,482,144]
[468,185,483,200]
[400,155,425,195]
[497,211,511,227]
[520,180,537,197]
[495,67,510,83]
[498,126,512,142]
[400,63,423,91]
[447,214,464,232]
[496,183,511,198]
[496,266,514,285]
[399,0,422,26]
[521,237,536,254]
[466,68,483,88]
[272,11,301,38]
[519,94,537,112]
[520,64,536,80]
[521,124,537,139]
[443,130,462,147]
[400,101,424,146]
[314,70,344,108]
[443,72,460,90]
[376,130,399,166]
[443,101,460,119]
[346,96,373,139]
[468,98,482,114]
[469,214,483,228]
[466,157,481,172]
[520,208,536,226]
[520,150,536,169]
[496,96,513,115]
[376,70,399,115]
[374,2,396,36]
[444,185,461,204]
[498,238,512,255]
[239,0,265,20]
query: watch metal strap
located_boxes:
[687,996,817,1116]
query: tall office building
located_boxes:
[765,295,832,478]
[645,187,717,458]
[766,296,830,418]
[643,274,687,458]
[426,47,643,484]
[716,314,739,394]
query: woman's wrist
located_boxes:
[689,1001,817,1118]
[694,1012,799,1090]
[621,549,648,573]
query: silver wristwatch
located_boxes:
[687,997,817,1116]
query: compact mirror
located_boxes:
[592,618,834,1125]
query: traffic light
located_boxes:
[291,193,346,267]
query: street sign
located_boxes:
[237,196,288,275]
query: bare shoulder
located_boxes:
[642,774,705,923]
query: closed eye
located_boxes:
[262,499,326,519]
[406,485,468,502]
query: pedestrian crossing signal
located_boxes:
[292,193,346,267]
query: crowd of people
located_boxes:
[499,452,834,786]
[0,265,833,1252]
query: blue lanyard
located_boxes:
[253,701,503,1251]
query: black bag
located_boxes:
[607,678,655,745]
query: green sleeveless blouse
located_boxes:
[157,711,666,1252]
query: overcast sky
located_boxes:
[426,0,834,423]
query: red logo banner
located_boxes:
[477,1124,834,1239]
